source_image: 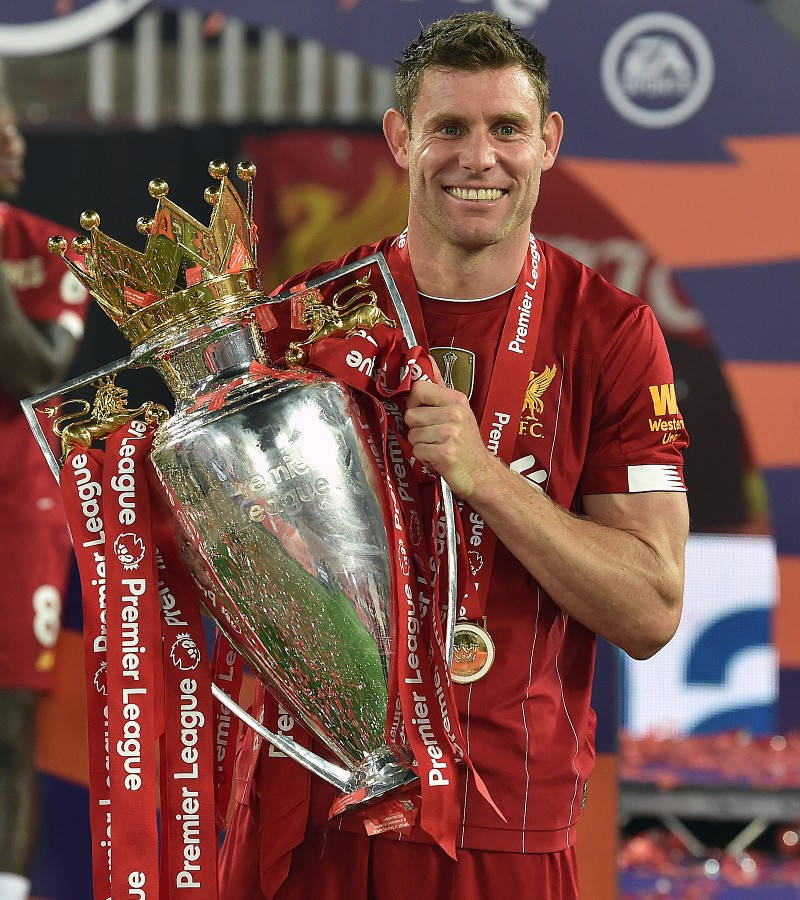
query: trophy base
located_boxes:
[212,684,416,804]
[330,749,418,817]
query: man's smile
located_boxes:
[443,186,508,202]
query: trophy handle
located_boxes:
[439,482,458,665]
[22,356,138,482]
[374,252,459,665]
[211,682,355,793]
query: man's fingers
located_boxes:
[407,377,449,408]
[406,424,446,447]
[404,403,454,428]
[429,357,446,387]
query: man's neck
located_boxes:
[405,228,530,300]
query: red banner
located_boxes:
[306,319,503,855]
[62,422,220,897]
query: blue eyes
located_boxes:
[439,125,517,137]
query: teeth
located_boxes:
[446,187,504,201]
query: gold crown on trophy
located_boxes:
[48,160,261,350]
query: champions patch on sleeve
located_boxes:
[627,464,686,493]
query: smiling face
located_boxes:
[384,65,563,255]
[0,104,25,198]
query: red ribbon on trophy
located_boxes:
[62,421,221,898]
[102,421,162,898]
[61,447,114,899]
[305,322,504,858]
[208,631,243,829]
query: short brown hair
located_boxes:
[395,12,550,130]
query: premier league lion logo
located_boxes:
[170,634,201,671]
[468,550,484,576]
[113,532,145,571]
[93,661,107,695]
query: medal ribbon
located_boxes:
[385,234,546,620]
[255,688,312,896]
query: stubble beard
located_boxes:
[426,189,538,254]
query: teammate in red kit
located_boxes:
[220,12,689,899]
[0,97,88,900]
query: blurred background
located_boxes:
[1,0,798,897]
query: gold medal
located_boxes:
[451,621,495,684]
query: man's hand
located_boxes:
[404,364,499,500]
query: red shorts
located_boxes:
[0,521,71,691]
[220,813,580,900]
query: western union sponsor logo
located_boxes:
[649,383,678,416]
[649,418,685,432]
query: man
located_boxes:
[0,98,88,900]
[221,12,688,899]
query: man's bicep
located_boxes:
[582,490,689,567]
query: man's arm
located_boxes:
[0,265,79,400]
[405,375,689,660]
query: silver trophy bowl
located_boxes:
[151,363,415,797]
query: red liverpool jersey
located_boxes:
[0,202,88,523]
[0,203,89,690]
[262,235,687,853]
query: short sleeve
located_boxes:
[25,242,89,338]
[579,303,689,496]
[2,208,89,338]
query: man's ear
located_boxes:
[383,108,411,170]
[541,111,564,172]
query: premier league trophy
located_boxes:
[24,161,457,806]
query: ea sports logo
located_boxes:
[601,13,714,129]
[113,533,145,571]
[170,634,201,671]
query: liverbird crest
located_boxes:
[523,364,558,420]
[47,160,261,350]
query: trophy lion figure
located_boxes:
[47,375,169,461]
[285,272,397,366]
